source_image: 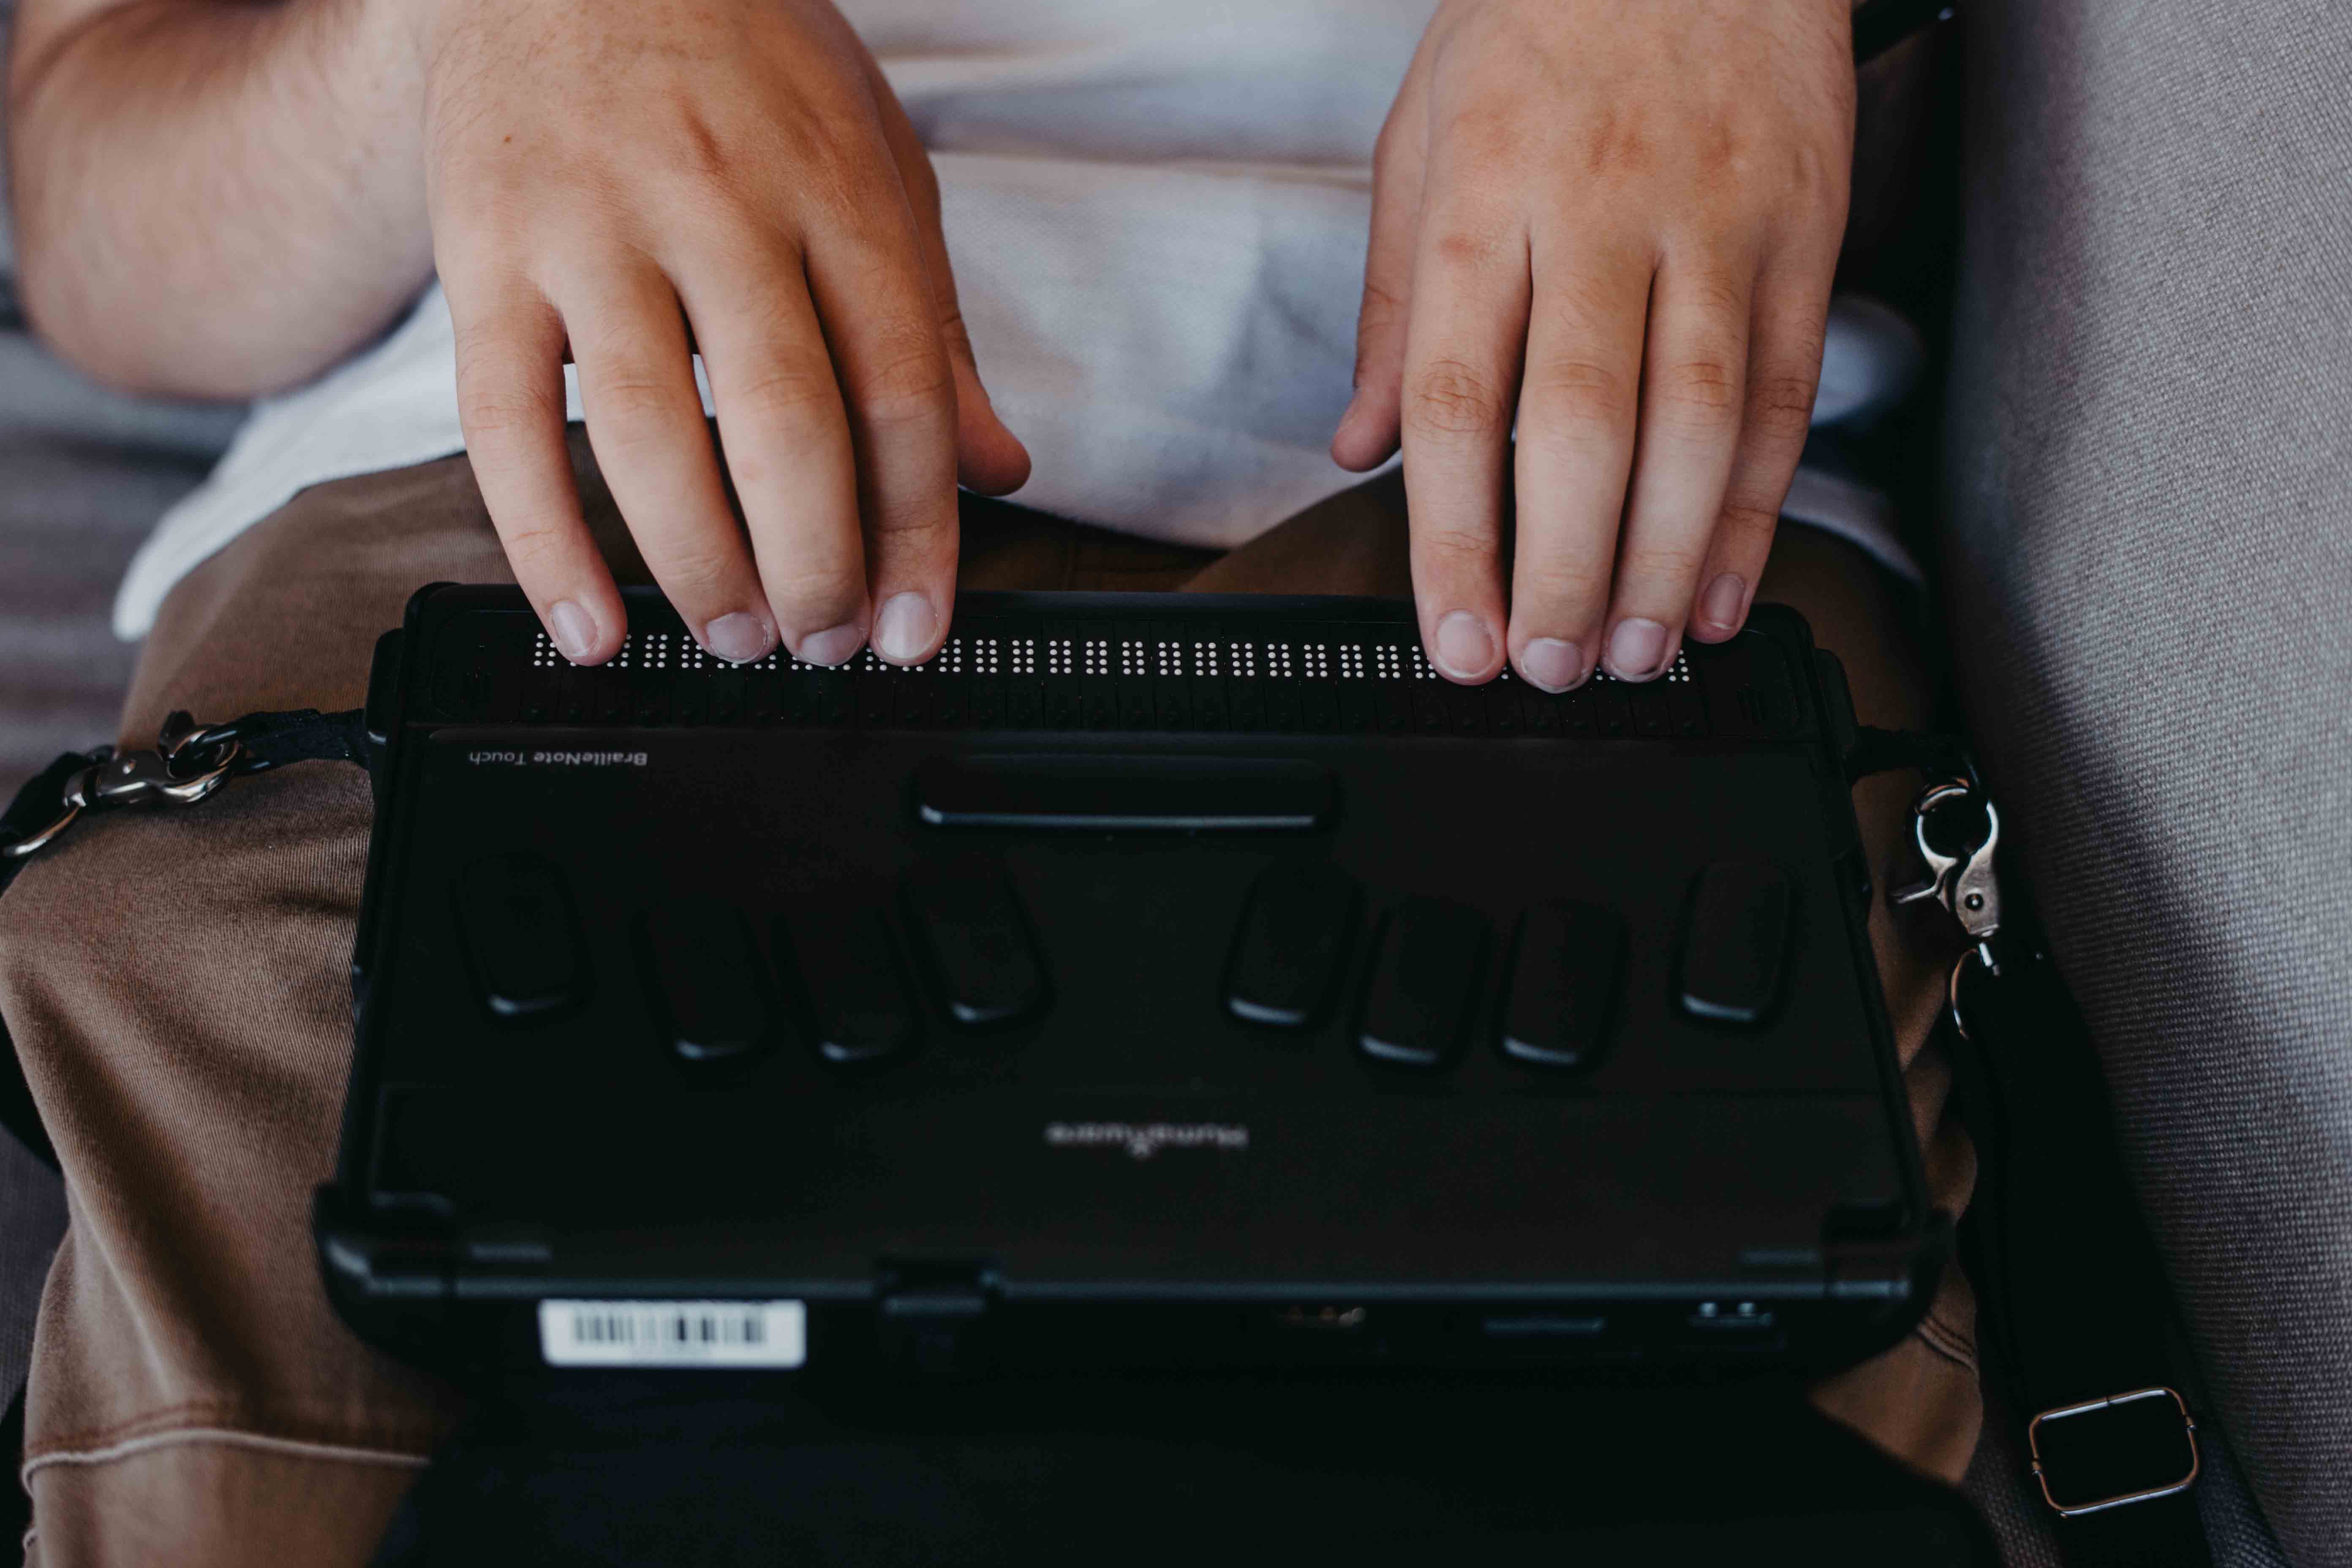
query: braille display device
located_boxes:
[317,585,1944,1379]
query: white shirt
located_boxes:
[114,0,1913,638]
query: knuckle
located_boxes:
[1442,103,1527,173]
[458,381,557,442]
[727,360,841,426]
[1579,113,1656,182]
[1714,501,1782,546]
[760,557,866,618]
[1429,220,1505,274]
[1650,358,1743,434]
[1619,536,1710,588]
[586,373,681,446]
[1746,372,1818,444]
[1514,554,1612,612]
[1412,519,1496,571]
[866,492,957,549]
[647,536,741,603]
[1521,356,1634,432]
[1357,276,1410,329]
[1403,357,1510,440]
[495,518,577,577]
[851,323,955,432]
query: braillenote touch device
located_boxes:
[316,584,1944,1381]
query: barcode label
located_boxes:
[538,1299,806,1368]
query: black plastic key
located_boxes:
[454,852,585,1020]
[904,858,1048,1026]
[1357,896,1488,1068]
[1678,861,1794,1025]
[1499,901,1626,1069]
[778,908,919,1066]
[1224,860,1362,1028]
[639,904,772,1063]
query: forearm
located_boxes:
[6,0,433,398]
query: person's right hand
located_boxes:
[418,0,1029,668]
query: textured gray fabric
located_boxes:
[1944,1,2352,1562]
[1965,1373,2289,1568]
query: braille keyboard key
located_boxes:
[777,908,918,1066]
[455,852,584,1019]
[639,904,772,1063]
[1357,896,1488,1068]
[1224,860,1362,1028]
[1499,901,1626,1069]
[904,858,1047,1026]
[1678,861,1794,1025]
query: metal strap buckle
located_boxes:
[2029,1387,2202,1516]
[0,720,246,864]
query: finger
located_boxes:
[803,178,962,667]
[1689,270,1829,642]
[449,284,623,665]
[1333,41,1432,472]
[561,263,777,663]
[1504,233,1651,691]
[1602,257,1754,681]
[864,60,1031,497]
[1397,189,1526,684]
[670,238,871,666]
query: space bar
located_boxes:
[915,755,1336,831]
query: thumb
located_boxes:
[866,61,1031,496]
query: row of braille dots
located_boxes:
[535,630,1694,683]
[902,638,1440,681]
[531,630,674,671]
[533,631,867,675]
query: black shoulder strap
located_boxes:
[1945,941,2211,1565]
[0,708,368,1168]
[1849,729,2211,1565]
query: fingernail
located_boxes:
[1431,610,1497,681]
[547,600,597,663]
[1517,637,1584,693]
[703,611,776,664]
[797,622,866,667]
[1699,573,1747,633]
[1603,617,1670,681]
[873,592,939,664]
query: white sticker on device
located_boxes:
[538,1300,806,1368]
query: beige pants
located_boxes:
[2,435,1980,1565]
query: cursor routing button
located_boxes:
[1677,861,1794,1026]
[904,857,1047,1027]
[455,852,585,1020]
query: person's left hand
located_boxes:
[1333,0,1854,689]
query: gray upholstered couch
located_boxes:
[1,0,2346,1561]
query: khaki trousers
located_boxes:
[2,434,1979,1564]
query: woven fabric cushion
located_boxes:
[1943,1,2352,1561]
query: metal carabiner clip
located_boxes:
[1892,778,2002,942]
[1890,777,2005,1037]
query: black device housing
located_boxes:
[318,585,1942,1381]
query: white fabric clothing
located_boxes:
[114,0,1913,638]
